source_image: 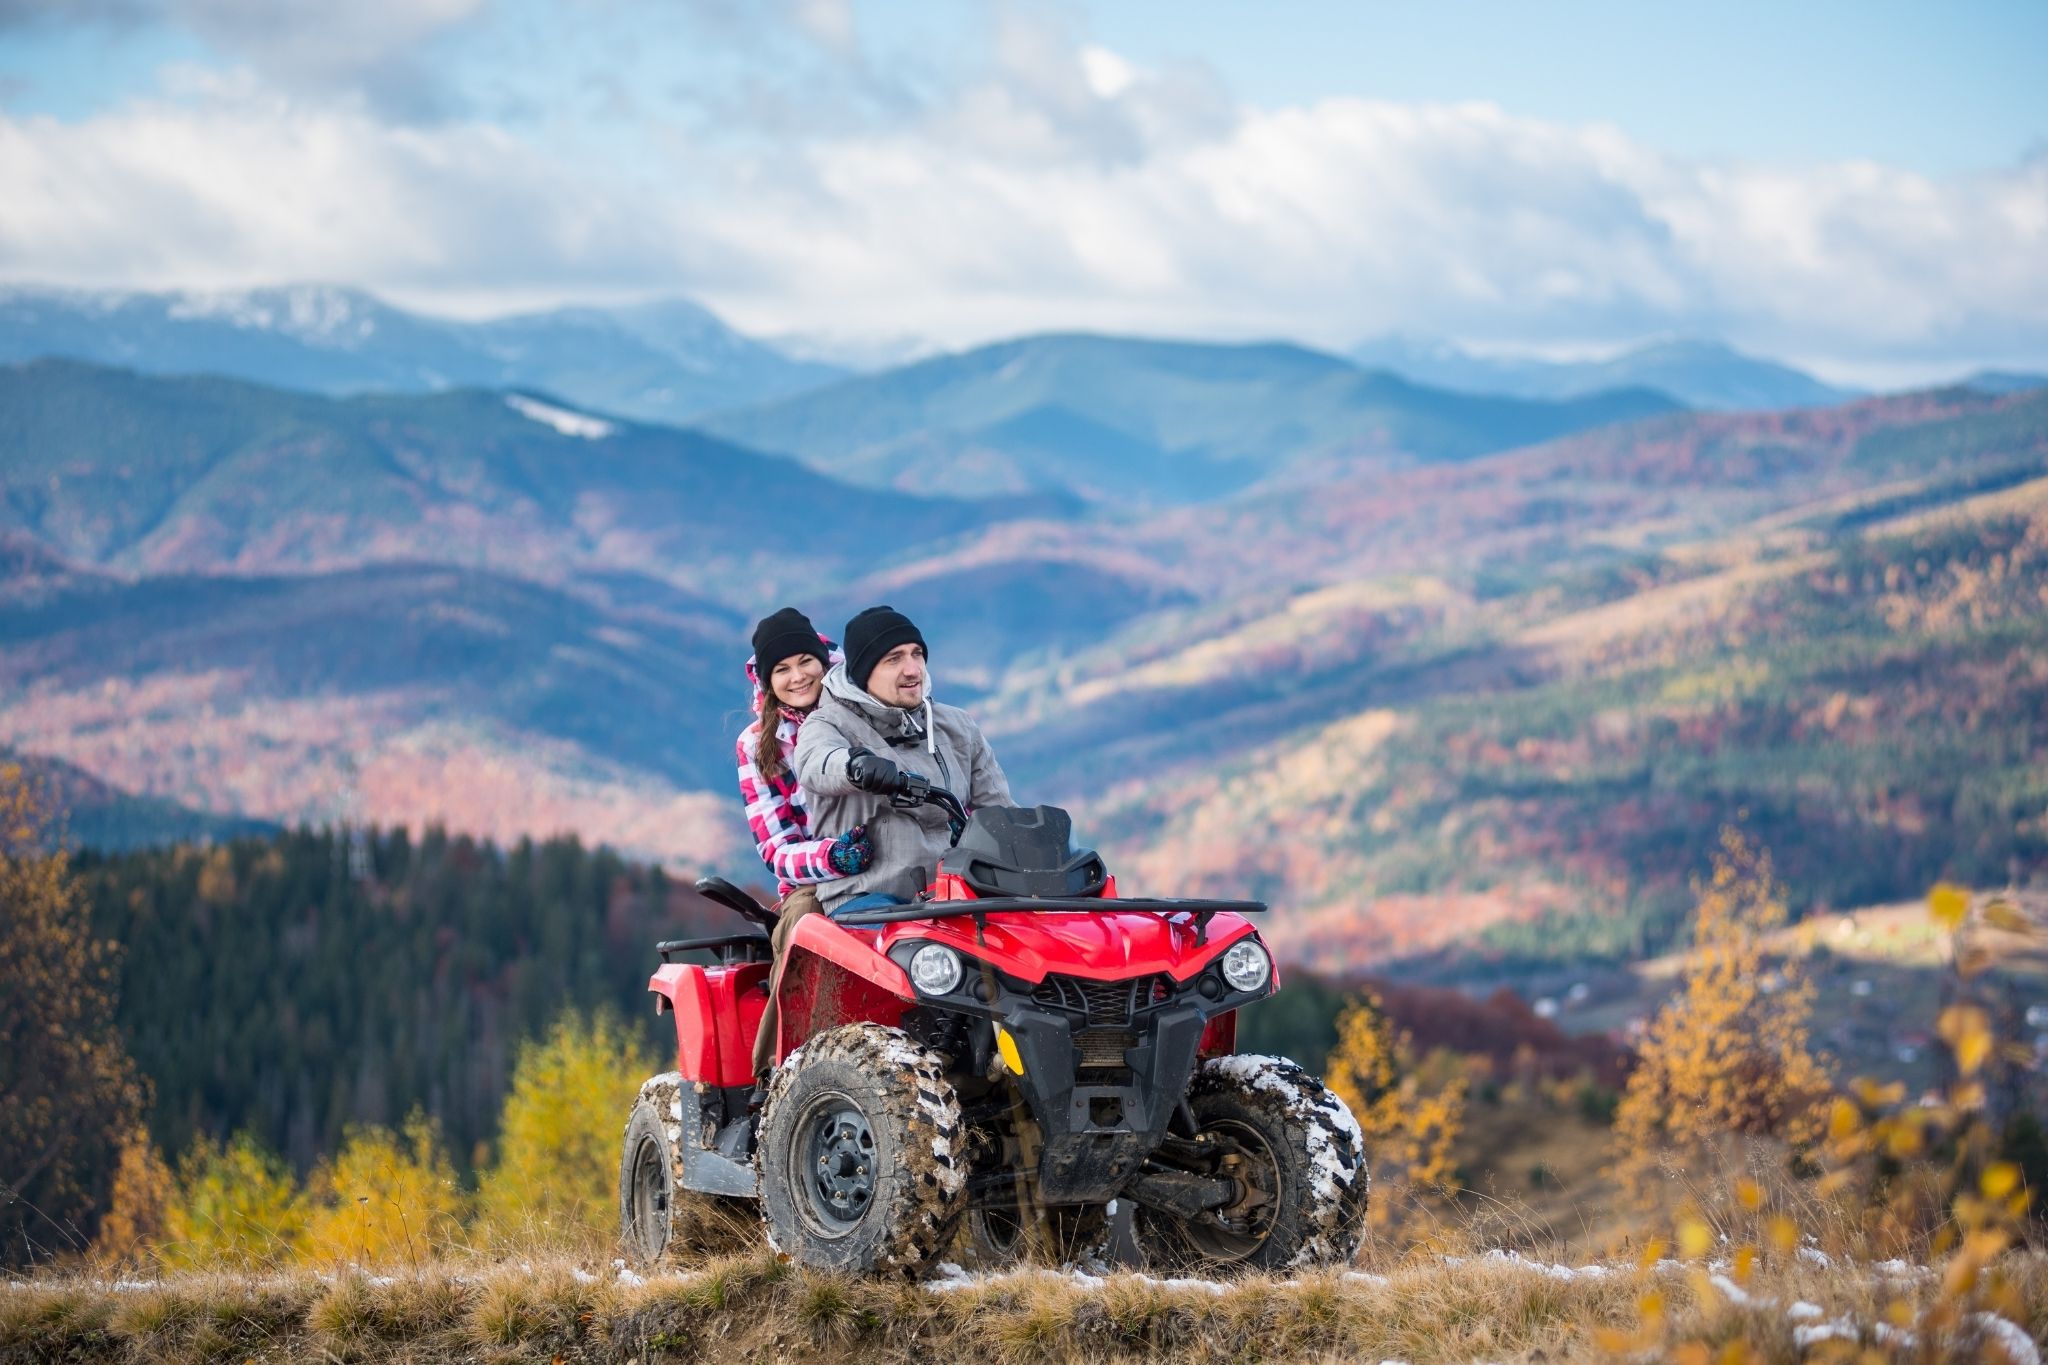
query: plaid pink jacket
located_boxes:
[736,646,844,897]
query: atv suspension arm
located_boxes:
[1125,1170,1238,1218]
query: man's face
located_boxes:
[866,642,926,708]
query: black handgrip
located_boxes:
[694,876,779,930]
[657,932,771,964]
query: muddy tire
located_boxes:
[619,1075,758,1263]
[962,1201,1112,1269]
[1132,1054,1368,1272]
[756,1025,968,1276]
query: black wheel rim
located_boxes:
[793,1092,877,1237]
[629,1132,670,1257]
[1156,1118,1281,1262]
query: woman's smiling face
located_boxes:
[770,652,825,709]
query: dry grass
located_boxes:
[4,1247,2042,1363]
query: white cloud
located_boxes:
[0,19,2042,378]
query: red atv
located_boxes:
[620,778,1368,1276]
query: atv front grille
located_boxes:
[1032,973,1174,1026]
[1075,1030,1135,1070]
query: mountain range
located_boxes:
[695,333,1682,502]
[1347,336,1861,411]
[0,284,842,425]
[3,301,2045,974]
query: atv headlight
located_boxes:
[1220,940,1271,993]
[908,943,963,996]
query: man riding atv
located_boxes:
[795,604,1013,912]
[618,604,1370,1279]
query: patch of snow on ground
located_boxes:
[1133,1273,1229,1296]
[1873,1258,1935,1280]
[925,1262,977,1293]
[1481,1249,1612,1281]
[1343,1271,1391,1286]
[612,1259,645,1287]
[1796,1245,1833,1268]
[506,394,616,439]
[1708,1274,1762,1308]
[1786,1301,1824,1321]
[1793,1319,1860,1348]
[1971,1312,2041,1365]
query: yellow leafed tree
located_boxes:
[158,1132,307,1269]
[1325,988,1467,1227]
[0,763,147,1267]
[1610,829,1831,1195]
[302,1111,466,1266]
[90,1132,173,1268]
[477,1008,657,1243]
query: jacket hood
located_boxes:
[822,661,938,755]
[746,636,841,715]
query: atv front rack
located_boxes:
[833,896,1266,946]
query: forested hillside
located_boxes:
[75,827,734,1171]
[1044,395,2048,966]
[5,361,2046,979]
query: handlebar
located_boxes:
[892,772,969,845]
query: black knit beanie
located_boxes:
[844,605,926,692]
[750,607,828,677]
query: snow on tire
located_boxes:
[1133,1053,1369,1272]
[755,1024,968,1276]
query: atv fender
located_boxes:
[649,960,769,1086]
[773,914,913,1064]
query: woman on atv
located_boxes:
[736,607,873,1078]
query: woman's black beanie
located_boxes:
[844,604,926,690]
[751,606,828,675]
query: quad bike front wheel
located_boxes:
[756,1024,968,1275]
[1132,1054,1369,1272]
[618,1075,757,1263]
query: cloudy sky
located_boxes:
[1,0,2044,381]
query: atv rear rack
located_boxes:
[833,896,1265,946]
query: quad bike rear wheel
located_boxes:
[757,1024,969,1276]
[619,1075,757,1263]
[962,1201,1112,1269]
[1132,1055,1368,1272]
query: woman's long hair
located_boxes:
[753,679,790,782]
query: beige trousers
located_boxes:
[751,885,823,1078]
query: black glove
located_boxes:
[846,747,903,795]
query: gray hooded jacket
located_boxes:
[793,663,1013,910]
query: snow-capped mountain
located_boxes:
[0,283,843,422]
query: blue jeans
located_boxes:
[831,892,906,918]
